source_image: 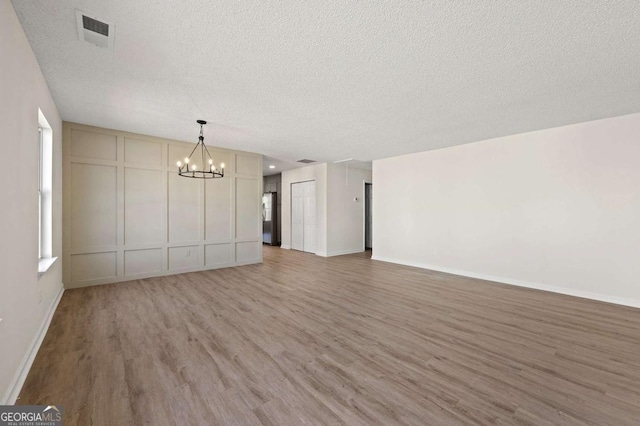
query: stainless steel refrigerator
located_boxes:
[262,192,278,245]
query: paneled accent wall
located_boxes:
[63,122,262,288]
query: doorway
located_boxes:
[291,180,316,253]
[365,183,372,249]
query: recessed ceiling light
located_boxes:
[269,165,275,169]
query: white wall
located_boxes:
[0,0,64,403]
[63,122,263,288]
[281,164,327,253]
[373,113,640,307]
[326,163,372,256]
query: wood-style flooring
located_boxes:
[19,246,640,425]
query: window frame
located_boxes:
[37,109,56,275]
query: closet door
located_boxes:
[303,181,316,253]
[291,182,304,251]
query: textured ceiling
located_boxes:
[262,155,304,177]
[12,0,640,169]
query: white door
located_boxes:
[291,180,316,253]
[291,182,304,251]
[303,181,316,253]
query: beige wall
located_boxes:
[63,122,262,288]
[0,1,64,404]
[373,113,640,307]
[326,163,372,256]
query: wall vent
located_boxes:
[76,10,115,50]
[297,159,316,164]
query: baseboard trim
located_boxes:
[324,249,365,257]
[280,245,291,250]
[2,285,64,405]
[371,255,640,309]
[65,260,263,289]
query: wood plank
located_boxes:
[17,246,640,425]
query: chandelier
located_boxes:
[176,120,225,179]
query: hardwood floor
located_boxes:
[19,247,640,425]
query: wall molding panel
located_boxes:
[63,122,262,288]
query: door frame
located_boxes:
[362,179,372,251]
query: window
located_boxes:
[38,109,56,274]
[38,126,42,258]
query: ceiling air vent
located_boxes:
[297,159,316,164]
[76,10,115,50]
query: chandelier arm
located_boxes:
[188,123,206,164]
[186,138,200,161]
[201,140,204,168]
[202,143,214,164]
